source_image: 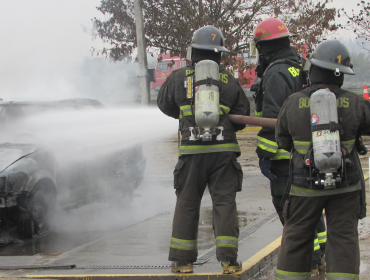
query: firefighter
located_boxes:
[275,39,370,280]
[251,18,326,277]
[157,25,250,274]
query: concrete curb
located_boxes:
[240,126,261,133]
[23,237,281,280]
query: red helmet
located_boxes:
[253,18,293,42]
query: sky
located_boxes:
[0,0,107,100]
[0,0,363,100]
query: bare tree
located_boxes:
[338,1,370,51]
[94,0,337,60]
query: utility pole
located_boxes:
[134,0,150,105]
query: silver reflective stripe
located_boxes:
[170,237,197,251]
[271,149,292,160]
[216,236,238,248]
[318,231,327,243]
[341,139,355,153]
[179,144,240,156]
[326,272,359,279]
[314,238,320,251]
[294,141,310,155]
[257,136,278,153]
[275,269,311,280]
[290,182,361,197]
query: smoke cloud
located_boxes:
[0,0,177,238]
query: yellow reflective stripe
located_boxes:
[341,139,355,153]
[179,105,194,119]
[219,105,230,115]
[179,143,240,156]
[255,111,262,117]
[271,149,292,160]
[326,272,359,279]
[275,269,311,280]
[257,136,278,153]
[215,236,238,248]
[294,141,311,155]
[318,231,327,243]
[290,182,361,197]
[314,238,320,251]
[170,237,197,251]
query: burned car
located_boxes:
[0,99,146,238]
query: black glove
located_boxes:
[258,156,277,181]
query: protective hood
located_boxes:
[0,143,38,172]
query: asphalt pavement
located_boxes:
[0,138,284,279]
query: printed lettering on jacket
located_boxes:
[288,67,300,77]
[298,96,350,109]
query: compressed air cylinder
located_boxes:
[310,89,342,173]
[194,60,220,141]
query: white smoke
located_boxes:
[0,0,177,236]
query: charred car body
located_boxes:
[0,99,146,238]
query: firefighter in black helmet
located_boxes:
[275,39,370,280]
[157,25,250,274]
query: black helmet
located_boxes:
[190,26,230,53]
[309,39,354,75]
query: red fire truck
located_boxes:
[152,46,307,92]
[152,53,187,93]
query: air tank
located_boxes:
[310,88,342,187]
[194,60,220,141]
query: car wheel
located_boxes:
[17,212,34,239]
[17,191,50,238]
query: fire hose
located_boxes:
[228,114,277,129]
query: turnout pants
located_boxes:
[276,191,361,280]
[169,152,243,263]
[272,194,326,268]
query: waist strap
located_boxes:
[181,128,236,141]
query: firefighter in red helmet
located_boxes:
[251,18,326,278]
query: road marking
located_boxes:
[240,126,261,132]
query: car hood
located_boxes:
[0,143,38,172]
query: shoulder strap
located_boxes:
[301,87,349,98]
[330,87,348,97]
[263,58,303,75]
[300,87,317,97]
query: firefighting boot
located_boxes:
[311,264,319,280]
[171,261,193,273]
[221,260,242,274]
[318,255,326,280]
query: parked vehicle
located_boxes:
[0,98,146,238]
[151,52,258,91]
[152,53,187,93]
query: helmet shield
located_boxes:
[190,26,230,53]
[249,40,259,57]
[309,40,355,75]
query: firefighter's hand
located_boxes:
[258,156,277,181]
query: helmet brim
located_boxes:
[310,58,355,75]
[255,32,294,41]
[191,43,230,53]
